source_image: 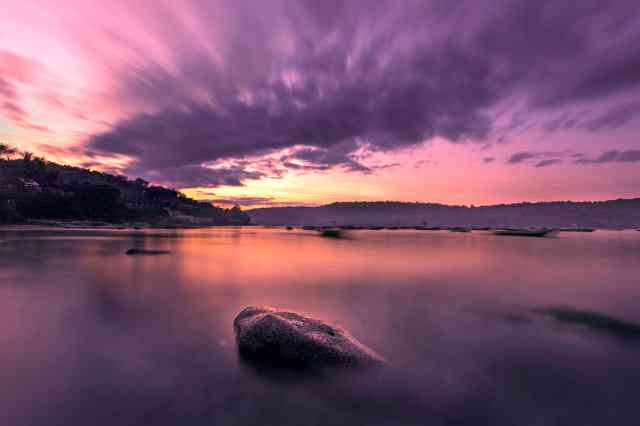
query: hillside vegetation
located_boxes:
[0,144,249,226]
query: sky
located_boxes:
[1,0,640,207]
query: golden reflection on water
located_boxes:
[35,227,640,326]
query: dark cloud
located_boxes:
[131,164,268,189]
[535,159,562,168]
[281,141,372,173]
[583,102,640,131]
[372,162,402,170]
[507,150,577,166]
[575,150,640,164]
[542,113,581,133]
[84,0,640,188]
[507,152,537,164]
[483,157,495,163]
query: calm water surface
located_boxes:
[1,227,639,425]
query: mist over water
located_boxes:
[1,227,639,425]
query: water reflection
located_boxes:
[1,227,639,425]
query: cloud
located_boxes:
[535,159,562,168]
[0,50,51,132]
[25,0,638,188]
[507,150,577,166]
[542,113,581,133]
[129,164,268,189]
[583,102,640,131]
[483,157,495,163]
[372,162,402,170]
[575,150,640,164]
[0,76,48,132]
[507,152,537,164]
[280,141,372,173]
[413,159,437,168]
[0,50,43,84]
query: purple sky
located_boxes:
[1,0,640,206]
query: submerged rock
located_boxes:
[125,248,171,256]
[493,228,553,237]
[233,306,385,369]
[318,229,344,238]
[534,306,640,339]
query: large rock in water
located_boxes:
[233,306,385,369]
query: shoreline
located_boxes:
[0,220,258,230]
[1,221,638,231]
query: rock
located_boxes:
[125,248,170,256]
[233,306,385,369]
[318,229,344,238]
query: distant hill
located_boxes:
[0,149,249,226]
[248,199,640,229]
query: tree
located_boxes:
[20,151,47,179]
[0,143,17,159]
[229,204,250,224]
[134,178,149,187]
[16,193,75,220]
[73,184,124,220]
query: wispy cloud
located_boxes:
[535,159,562,168]
[0,50,53,132]
[575,150,640,164]
[507,150,577,167]
[583,102,640,132]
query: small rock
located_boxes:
[125,248,170,256]
[318,229,344,238]
[233,306,385,369]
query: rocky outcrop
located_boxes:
[233,306,385,369]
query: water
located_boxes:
[1,227,639,425]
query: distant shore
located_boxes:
[248,198,640,229]
[3,222,637,232]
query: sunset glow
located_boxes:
[2,1,639,207]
